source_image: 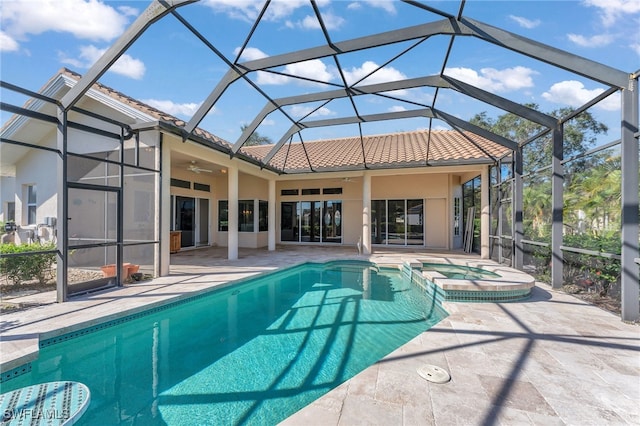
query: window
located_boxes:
[323,187,342,195]
[239,200,254,232]
[259,201,268,232]
[322,200,342,243]
[27,185,37,225]
[218,200,228,231]
[281,189,298,196]
[462,177,482,253]
[301,188,320,195]
[170,178,190,189]
[194,182,210,192]
[7,202,15,222]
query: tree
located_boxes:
[240,124,272,146]
[470,104,609,242]
[469,103,608,173]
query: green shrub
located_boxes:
[0,243,57,285]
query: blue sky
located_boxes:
[1,0,639,146]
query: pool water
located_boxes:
[422,263,500,280]
[2,261,446,425]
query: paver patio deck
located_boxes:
[1,246,638,425]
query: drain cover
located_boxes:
[417,364,450,383]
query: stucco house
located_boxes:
[2,68,507,294]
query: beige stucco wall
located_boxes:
[371,173,449,199]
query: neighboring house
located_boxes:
[1,68,507,288]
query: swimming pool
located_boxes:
[2,261,446,425]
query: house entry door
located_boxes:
[176,196,195,248]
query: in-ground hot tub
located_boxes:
[407,258,536,302]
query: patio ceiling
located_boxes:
[60,0,631,174]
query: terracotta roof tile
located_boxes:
[242,130,509,172]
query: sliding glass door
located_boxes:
[300,201,321,242]
[172,196,210,248]
[281,201,341,243]
[371,199,424,246]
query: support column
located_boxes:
[362,173,372,255]
[159,134,170,276]
[481,166,490,259]
[513,148,524,269]
[56,107,68,302]
[620,80,639,322]
[551,124,564,288]
[228,165,238,260]
[268,179,276,251]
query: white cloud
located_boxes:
[361,0,397,14]
[388,106,407,112]
[236,47,334,85]
[567,33,614,47]
[0,31,19,52]
[444,66,537,92]
[117,6,139,17]
[542,80,620,111]
[285,60,333,83]
[289,105,334,118]
[509,15,541,29]
[60,45,146,80]
[142,99,202,117]
[293,12,345,30]
[235,46,267,61]
[347,3,362,11]
[343,61,406,86]
[1,0,132,44]
[584,0,640,27]
[202,0,330,22]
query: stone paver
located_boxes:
[1,246,638,425]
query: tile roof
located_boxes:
[57,68,509,173]
[59,68,232,150]
[241,130,510,172]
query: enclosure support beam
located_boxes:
[551,124,564,288]
[228,166,239,260]
[481,166,490,259]
[56,108,68,302]
[513,148,524,270]
[620,81,639,322]
[268,179,276,251]
[362,173,372,255]
[159,135,171,276]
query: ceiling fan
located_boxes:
[187,161,212,174]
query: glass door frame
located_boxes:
[280,200,342,244]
